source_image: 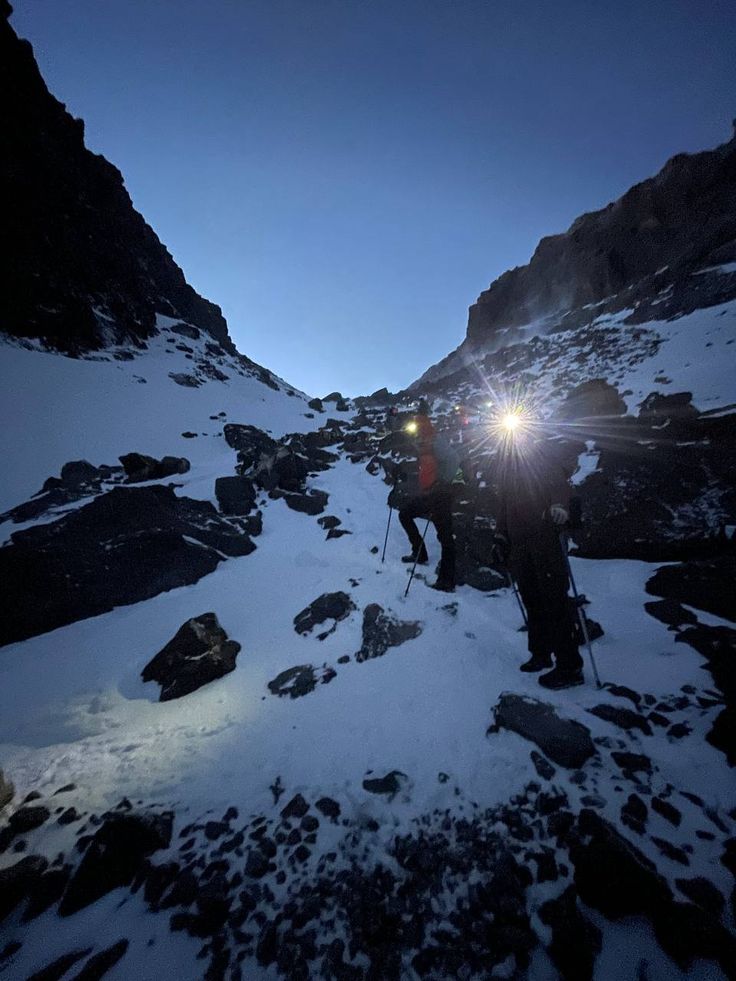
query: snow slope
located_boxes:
[0,310,734,979]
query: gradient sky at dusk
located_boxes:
[11,0,736,396]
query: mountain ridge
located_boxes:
[0,1,234,355]
[412,123,736,389]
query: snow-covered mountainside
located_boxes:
[1,6,736,979]
[413,127,736,389]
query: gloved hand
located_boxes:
[549,504,569,526]
[491,532,510,564]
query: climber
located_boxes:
[493,427,584,689]
[390,399,461,592]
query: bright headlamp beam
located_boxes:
[502,413,521,432]
[405,421,418,435]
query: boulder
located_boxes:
[293,592,356,636]
[588,704,652,735]
[490,694,596,769]
[0,855,48,921]
[307,398,324,412]
[556,378,627,420]
[362,771,408,798]
[267,664,336,699]
[141,613,241,701]
[538,885,602,981]
[646,558,736,623]
[170,322,200,340]
[223,424,277,471]
[0,486,254,647]
[119,452,190,483]
[273,488,328,515]
[60,811,173,915]
[355,604,422,662]
[214,475,256,515]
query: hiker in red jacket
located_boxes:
[393,400,458,593]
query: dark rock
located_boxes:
[281,794,310,820]
[204,821,229,841]
[214,476,256,515]
[143,861,180,907]
[25,948,92,981]
[9,804,50,833]
[301,815,319,833]
[0,486,255,647]
[317,515,341,529]
[491,693,596,769]
[603,684,642,707]
[53,783,77,795]
[556,378,627,421]
[355,603,422,662]
[644,598,699,628]
[244,848,269,880]
[611,752,652,774]
[23,865,71,920]
[273,488,329,515]
[646,557,736,623]
[651,797,682,827]
[307,398,324,412]
[170,322,201,340]
[668,722,692,740]
[223,425,277,470]
[60,810,173,915]
[119,452,190,483]
[621,794,648,835]
[588,704,652,735]
[0,854,48,921]
[196,873,232,930]
[326,528,352,540]
[530,751,556,780]
[0,9,234,355]
[141,612,241,701]
[267,664,336,698]
[68,939,129,980]
[675,877,725,916]
[571,809,672,920]
[293,592,356,636]
[651,836,690,865]
[160,868,199,908]
[538,885,602,981]
[171,374,201,388]
[362,770,407,798]
[315,797,341,822]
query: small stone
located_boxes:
[281,794,309,820]
[530,751,556,781]
[651,797,682,827]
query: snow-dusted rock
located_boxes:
[141,613,241,702]
[490,693,596,769]
[267,664,336,699]
[0,486,255,647]
[119,451,190,483]
[293,592,356,637]
[354,604,422,662]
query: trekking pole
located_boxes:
[381,506,393,563]
[505,567,528,629]
[559,533,602,689]
[404,519,431,598]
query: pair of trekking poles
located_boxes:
[380,503,427,599]
[494,532,602,689]
[382,501,602,687]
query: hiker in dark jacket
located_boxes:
[495,436,584,689]
[391,400,459,593]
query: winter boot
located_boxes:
[519,654,553,673]
[429,576,455,593]
[538,666,584,690]
[402,544,428,564]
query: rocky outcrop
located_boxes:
[0,5,233,352]
[490,694,597,769]
[0,485,255,646]
[293,592,356,638]
[60,810,173,915]
[141,613,241,701]
[413,127,736,387]
[354,604,422,662]
[119,452,190,483]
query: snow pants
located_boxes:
[399,487,455,583]
[510,526,583,672]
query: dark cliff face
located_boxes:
[466,129,736,349]
[0,2,233,354]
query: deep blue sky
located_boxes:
[12,0,736,396]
